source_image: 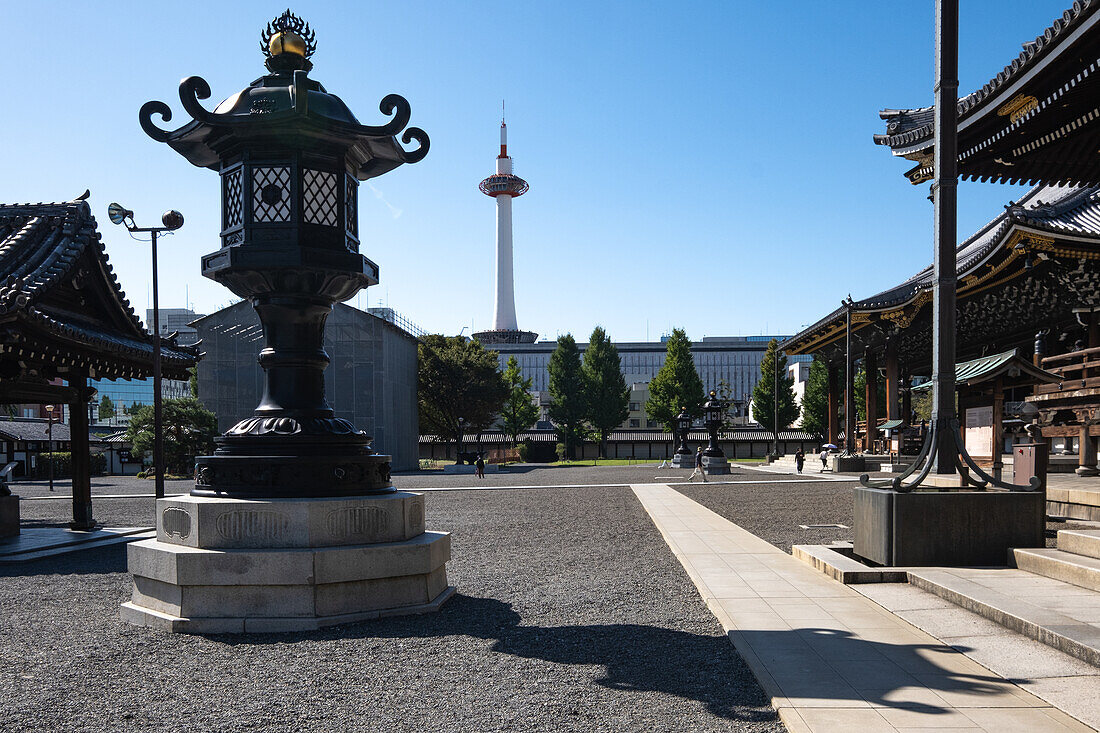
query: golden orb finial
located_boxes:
[269,30,307,57]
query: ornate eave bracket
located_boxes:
[138,74,429,165]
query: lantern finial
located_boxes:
[261,10,317,71]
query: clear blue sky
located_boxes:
[3,1,1070,342]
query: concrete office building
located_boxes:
[192,301,420,470]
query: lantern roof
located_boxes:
[139,11,428,180]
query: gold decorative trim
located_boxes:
[851,312,872,324]
[997,94,1039,124]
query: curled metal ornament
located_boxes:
[179,76,218,125]
[401,127,430,163]
[138,100,173,142]
[353,94,412,137]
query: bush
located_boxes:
[516,442,530,462]
[30,452,106,479]
[555,442,567,462]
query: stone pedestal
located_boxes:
[671,453,694,469]
[853,487,1045,567]
[0,495,18,538]
[832,455,866,473]
[122,491,452,633]
[702,456,730,475]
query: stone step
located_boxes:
[907,567,1100,668]
[1058,529,1100,560]
[1013,547,1100,592]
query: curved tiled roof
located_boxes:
[875,1,1099,149]
[0,198,198,373]
[783,183,1100,351]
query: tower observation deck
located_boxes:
[473,120,537,345]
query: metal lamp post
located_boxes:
[455,417,466,464]
[773,349,780,457]
[45,404,56,493]
[107,204,183,499]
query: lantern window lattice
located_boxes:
[223,168,244,228]
[252,166,292,222]
[302,169,339,227]
[344,174,358,237]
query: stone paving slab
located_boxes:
[631,484,1095,732]
[0,526,152,563]
[907,567,1100,668]
[854,583,1100,730]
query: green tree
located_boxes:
[418,335,507,457]
[645,328,705,432]
[853,363,888,422]
[500,355,540,446]
[582,326,630,457]
[800,357,829,436]
[188,365,199,399]
[547,333,587,459]
[714,378,740,429]
[751,339,799,435]
[98,394,116,421]
[127,397,218,475]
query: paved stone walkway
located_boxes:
[632,483,1094,732]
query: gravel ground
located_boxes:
[679,480,856,553]
[0,484,782,733]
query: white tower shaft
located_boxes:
[493,122,518,331]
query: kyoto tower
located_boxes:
[473,119,537,344]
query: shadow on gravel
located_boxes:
[219,594,775,723]
[0,542,128,577]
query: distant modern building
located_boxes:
[483,335,809,430]
[146,307,204,346]
[192,301,420,470]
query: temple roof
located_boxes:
[0,198,198,381]
[782,183,1100,354]
[875,1,1100,185]
[911,349,1060,390]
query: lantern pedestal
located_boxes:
[0,494,19,538]
[121,490,453,633]
[671,452,694,469]
[703,456,730,475]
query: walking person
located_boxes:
[688,446,708,482]
[475,453,485,480]
[795,448,805,474]
[819,447,829,473]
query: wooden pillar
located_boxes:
[827,362,840,445]
[865,350,879,452]
[885,340,899,421]
[902,380,913,424]
[69,374,94,530]
[991,377,1004,481]
[1076,410,1098,476]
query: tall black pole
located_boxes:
[773,347,779,456]
[47,410,54,493]
[932,0,959,474]
[845,303,854,455]
[151,229,164,499]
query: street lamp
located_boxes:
[107,204,184,499]
[455,417,466,464]
[44,404,57,493]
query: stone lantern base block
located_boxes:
[703,457,730,475]
[0,495,19,538]
[123,494,453,634]
[671,453,694,469]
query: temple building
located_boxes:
[0,196,197,527]
[784,1,1100,478]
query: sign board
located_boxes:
[965,406,994,458]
